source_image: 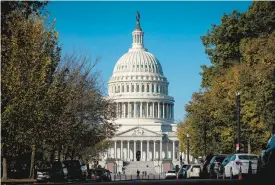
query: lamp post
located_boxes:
[187,133,190,164]
[236,92,241,153]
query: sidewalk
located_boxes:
[1,178,37,183]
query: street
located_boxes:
[27,179,273,185]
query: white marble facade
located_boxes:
[98,13,180,172]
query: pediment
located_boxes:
[116,126,161,137]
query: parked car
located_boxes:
[224,154,258,179]
[218,154,233,179]
[257,134,275,179]
[207,155,227,179]
[36,168,51,182]
[36,161,68,182]
[91,168,112,182]
[186,164,201,179]
[200,153,214,178]
[63,160,87,181]
[177,164,191,179]
[51,161,68,181]
[165,170,177,179]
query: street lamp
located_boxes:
[236,92,241,153]
[187,133,190,164]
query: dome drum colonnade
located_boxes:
[103,139,180,161]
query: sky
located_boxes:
[46,1,252,122]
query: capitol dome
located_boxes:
[113,50,164,75]
[107,12,174,129]
[99,12,180,171]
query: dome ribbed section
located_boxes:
[113,50,163,75]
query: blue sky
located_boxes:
[46,1,252,122]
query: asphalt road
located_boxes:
[30,179,273,185]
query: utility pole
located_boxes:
[204,121,207,157]
[187,133,190,164]
[236,92,241,153]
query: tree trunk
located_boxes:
[248,138,251,154]
[2,157,8,179]
[29,145,36,179]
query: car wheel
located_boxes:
[230,169,234,179]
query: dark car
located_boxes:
[207,155,227,179]
[91,168,112,182]
[218,154,233,179]
[63,160,87,181]
[177,164,191,179]
[51,161,68,181]
[200,153,214,178]
[36,161,68,182]
[257,134,275,179]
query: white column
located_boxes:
[160,140,162,160]
[173,140,175,161]
[140,102,142,117]
[153,103,155,118]
[127,141,130,160]
[172,105,174,120]
[169,104,171,119]
[141,140,143,161]
[146,102,149,118]
[122,103,125,118]
[127,102,131,118]
[158,102,160,118]
[114,141,117,159]
[121,140,123,159]
[153,140,156,160]
[163,103,165,119]
[134,102,137,118]
[117,103,119,118]
[147,140,149,161]
[134,141,136,161]
[166,104,168,119]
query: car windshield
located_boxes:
[52,162,63,168]
[238,155,258,160]
[215,156,226,162]
[168,171,175,173]
[63,160,81,167]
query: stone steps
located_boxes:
[124,161,157,175]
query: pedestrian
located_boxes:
[137,169,140,179]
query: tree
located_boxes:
[178,2,275,157]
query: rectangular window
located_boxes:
[127,85,129,92]
[152,84,154,93]
[142,85,144,92]
[137,85,139,92]
[132,85,134,92]
[147,84,149,92]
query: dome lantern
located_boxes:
[130,12,146,52]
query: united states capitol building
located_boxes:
[97,13,191,174]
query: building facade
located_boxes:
[99,13,181,174]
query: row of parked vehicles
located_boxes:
[171,134,275,180]
[36,160,112,182]
[36,160,88,182]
